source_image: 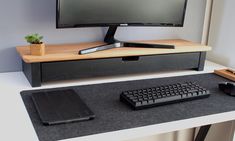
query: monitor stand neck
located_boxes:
[104,25,118,44]
[79,25,175,55]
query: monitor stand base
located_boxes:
[78,25,175,55]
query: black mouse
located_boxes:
[219,82,235,96]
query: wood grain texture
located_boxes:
[16,39,212,63]
[214,69,235,81]
[30,43,45,56]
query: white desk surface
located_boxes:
[0,60,234,141]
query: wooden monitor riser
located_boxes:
[16,39,211,87]
[16,39,211,63]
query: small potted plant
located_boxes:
[25,33,45,56]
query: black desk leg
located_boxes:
[197,52,206,71]
[22,60,41,87]
[195,124,211,141]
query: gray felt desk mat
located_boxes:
[21,73,235,141]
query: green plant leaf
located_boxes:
[25,33,43,44]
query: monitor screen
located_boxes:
[57,0,187,28]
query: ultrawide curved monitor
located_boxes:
[57,0,188,28]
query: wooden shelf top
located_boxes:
[16,39,211,63]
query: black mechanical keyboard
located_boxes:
[120,82,210,110]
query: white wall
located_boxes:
[205,121,235,141]
[127,128,195,141]
[207,0,235,69]
[127,122,235,141]
[0,0,206,73]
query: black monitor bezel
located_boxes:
[56,0,188,28]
